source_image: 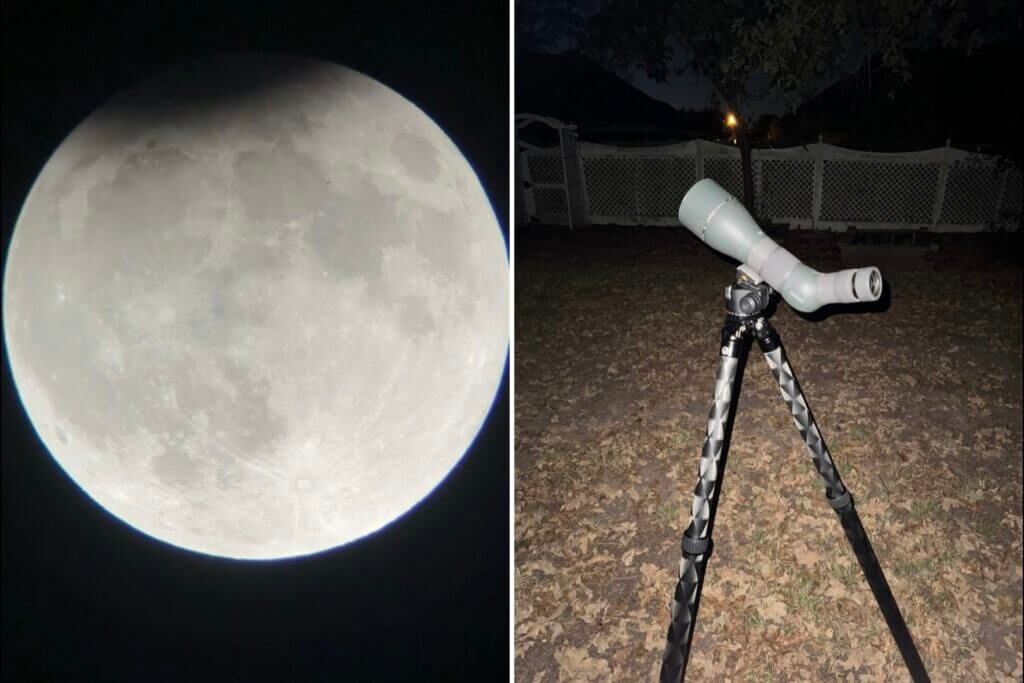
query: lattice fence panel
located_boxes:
[704,156,743,201]
[521,131,1016,230]
[582,157,637,218]
[636,156,696,217]
[999,168,1023,226]
[940,163,1001,224]
[760,159,814,219]
[531,187,568,217]
[525,152,564,184]
[822,161,939,223]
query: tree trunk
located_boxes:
[737,122,758,222]
[723,91,758,222]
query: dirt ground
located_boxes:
[514,226,1023,681]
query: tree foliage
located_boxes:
[577,0,1021,213]
[584,0,1018,115]
[516,0,592,54]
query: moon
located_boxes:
[2,53,508,560]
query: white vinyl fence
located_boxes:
[516,113,1022,232]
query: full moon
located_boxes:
[2,53,508,560]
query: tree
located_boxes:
[578,0,1021,219]
[516,0,591,54]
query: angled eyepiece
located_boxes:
[678,179,882,313]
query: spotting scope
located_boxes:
[678,179,882,313]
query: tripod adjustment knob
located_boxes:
[681,533,711,556]
[739,293,760,314]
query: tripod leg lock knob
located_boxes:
[681,533,712,556]
[827,490,852,511]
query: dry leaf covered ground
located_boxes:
[514,227,1023,682]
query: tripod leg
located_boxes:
[754,322,930,683]
[660,326,748,683]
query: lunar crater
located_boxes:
[391,131,441,182]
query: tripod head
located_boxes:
[678,179,882,313]
[726,266,773,317]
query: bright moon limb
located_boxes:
[2,53,508,560]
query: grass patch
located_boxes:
[783,571,826,621]
[741,663,776,682]
[743,606,766,631]
[834,560,860,591]
[975,515,1003,541]
[848,425,870,442]
[891,554,947,582]
[909,498,938,519]
[658,503,678,524]
[923,584,956,612]
[829,445,856,479]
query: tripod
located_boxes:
[659,269,929,682]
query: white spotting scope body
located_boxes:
[678,179,882,313]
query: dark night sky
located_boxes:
[2,2,509,681]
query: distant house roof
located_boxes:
[783,32,1020,155]
[516,51,721,144]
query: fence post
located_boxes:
[559,125,588,229]
[754,154,763,219]
[811,135,824,229]
[515,127,528,228]
[521,148,537,221]
[696,139,704,182]
[932,139,951,228]
[993,164,1010,229]
[634,156,641,218]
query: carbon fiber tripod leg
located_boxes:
[755,321,930,683]
[659,326,747,683]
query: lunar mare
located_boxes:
[3,54,508,559]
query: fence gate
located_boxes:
[516,114,589,229]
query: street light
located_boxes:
[725,113,739,143]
